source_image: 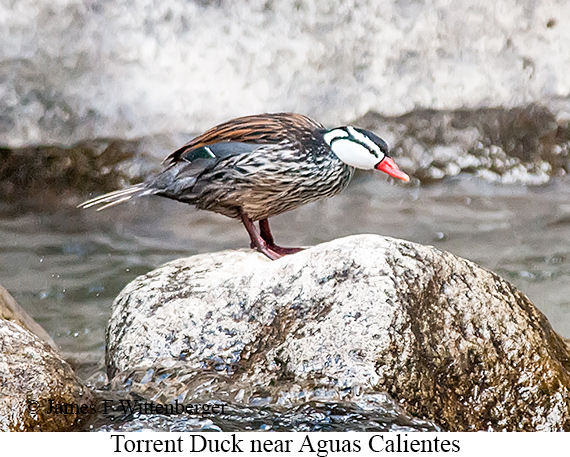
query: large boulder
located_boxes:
[106,235,570,431]
[0,288,92,431]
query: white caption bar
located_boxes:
[0,431,564,456]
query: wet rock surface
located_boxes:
[0,318,92,431]
[92,395,438,432]
[106,235,570,431]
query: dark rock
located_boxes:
[0,134,189,209]
[0,319,92,431]
[0,138,146,209]
[357,103,570,185]
[106,235,570,431]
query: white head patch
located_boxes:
[323,128,349,145]
[324,127,385,170]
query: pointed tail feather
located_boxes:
[78,183,154,211]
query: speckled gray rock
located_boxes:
[106,235,570,431]
[0,319,92,431]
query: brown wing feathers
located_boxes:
[165,113,324,163]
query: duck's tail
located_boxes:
[78,183,155,211]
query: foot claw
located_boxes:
[268,245,304,256]
[257,245,282,260]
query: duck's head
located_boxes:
[323,126,410,182]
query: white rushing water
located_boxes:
[1,0,569,146]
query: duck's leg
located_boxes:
[258,218,275,245]
[239,211,281,260]
[259,218,304,256]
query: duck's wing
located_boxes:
[79,114,324,211]
[177,142,261,163]
[78,142,259,211]
[164,113,323,164]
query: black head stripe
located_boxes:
[354,128,389,155]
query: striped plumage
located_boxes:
[80,113,409,260]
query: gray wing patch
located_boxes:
[181,142,261,163]
[151,142,262,197]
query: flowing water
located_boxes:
[2,174,570,430]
